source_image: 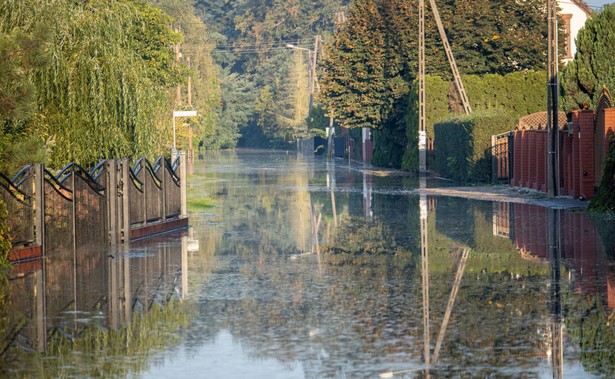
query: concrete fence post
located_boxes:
[121,159,130,243]
[107,160,118,245]
[33,163,45,255]
[180,153,187,218]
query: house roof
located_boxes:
[568,0,594,16]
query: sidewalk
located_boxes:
[417,185,588,210]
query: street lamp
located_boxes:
[286,42,319,110]
[172,110,197,158]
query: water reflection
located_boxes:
[2,150,614,378]
[0,231,190,377]
[186,151,613,378]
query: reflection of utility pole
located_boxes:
[420,175,431,368]
[549,208,563,378]
[547,0,560,197]
[433,248,469,363]
[418,0,426,173]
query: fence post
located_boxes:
[141,159,147,225]
[33,163,45,255]
[491,135,497,184]
[107,160,118,245]
[161,156,167,221]
[180,153,187,218]
[121,159,130,243]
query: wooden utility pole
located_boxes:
[547,0,559,197]
[418,0,427,173]
[175,29,181,107]
[418,0,472,173]
[427,0,471,115]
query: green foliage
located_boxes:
[319,0,395,129]
[0,0,190,168]
[0,198,11,270]
[194,0,347,146]
[589,137,615,213]
[434,109,516,183]
[372,98,408,168]
[208,71,255,149]
[403,71,546,175]
[561,5,615,111]
[149,0,222,153]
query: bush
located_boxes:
[589,136,615,213]
[434,109,516,183]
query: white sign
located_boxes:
[173,110,198,117]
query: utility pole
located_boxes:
[418,0,427,173]
[428,0,471,115]
[175,29,181,107]
[547,0,559,197]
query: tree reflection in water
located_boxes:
[2,150,615,378]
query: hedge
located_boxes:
[402,71,548,173]
[434,109,517,183]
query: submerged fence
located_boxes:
[0,154,187,257]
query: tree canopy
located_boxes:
[562,4,615,111]
[319,0,550,131]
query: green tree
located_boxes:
[319,0,387,129]
[561,5,615,111]
[0,0,189,168]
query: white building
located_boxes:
[558,0,593,62]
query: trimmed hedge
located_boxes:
[403,71,547,175]
[434,109,516,183]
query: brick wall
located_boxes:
[509,108,615,200]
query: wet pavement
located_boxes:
[1,150,613,378]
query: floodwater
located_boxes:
[2,149,615,378]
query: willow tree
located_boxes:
[0,0,187,168]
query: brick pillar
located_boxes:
[578,110,595,199]
[535,130,546,192]
[512,130,522,186]
[571,111,581,198]
[528,130,538,190]
[520,130,530,188]
[604,109,615,158]
[562,133,572,196]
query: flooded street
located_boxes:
[3,150,615,378]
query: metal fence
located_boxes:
[0,155,187,253]
[491,132,513,184]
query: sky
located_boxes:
[584,0,614,8]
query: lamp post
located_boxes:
[172,110,197,159]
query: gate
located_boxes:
[491,132,513,183]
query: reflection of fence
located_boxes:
[1,155,187,260]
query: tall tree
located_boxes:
[0,0,188,168]
[561,5,614,111]
[319,0,387,129]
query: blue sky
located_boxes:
[585,0,614,8]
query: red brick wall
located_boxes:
[578,110,595,199]
[512,130,522,186]
[528,130,537,190]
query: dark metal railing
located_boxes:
[0,155,187,252]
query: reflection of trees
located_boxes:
[564,287,615,376]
